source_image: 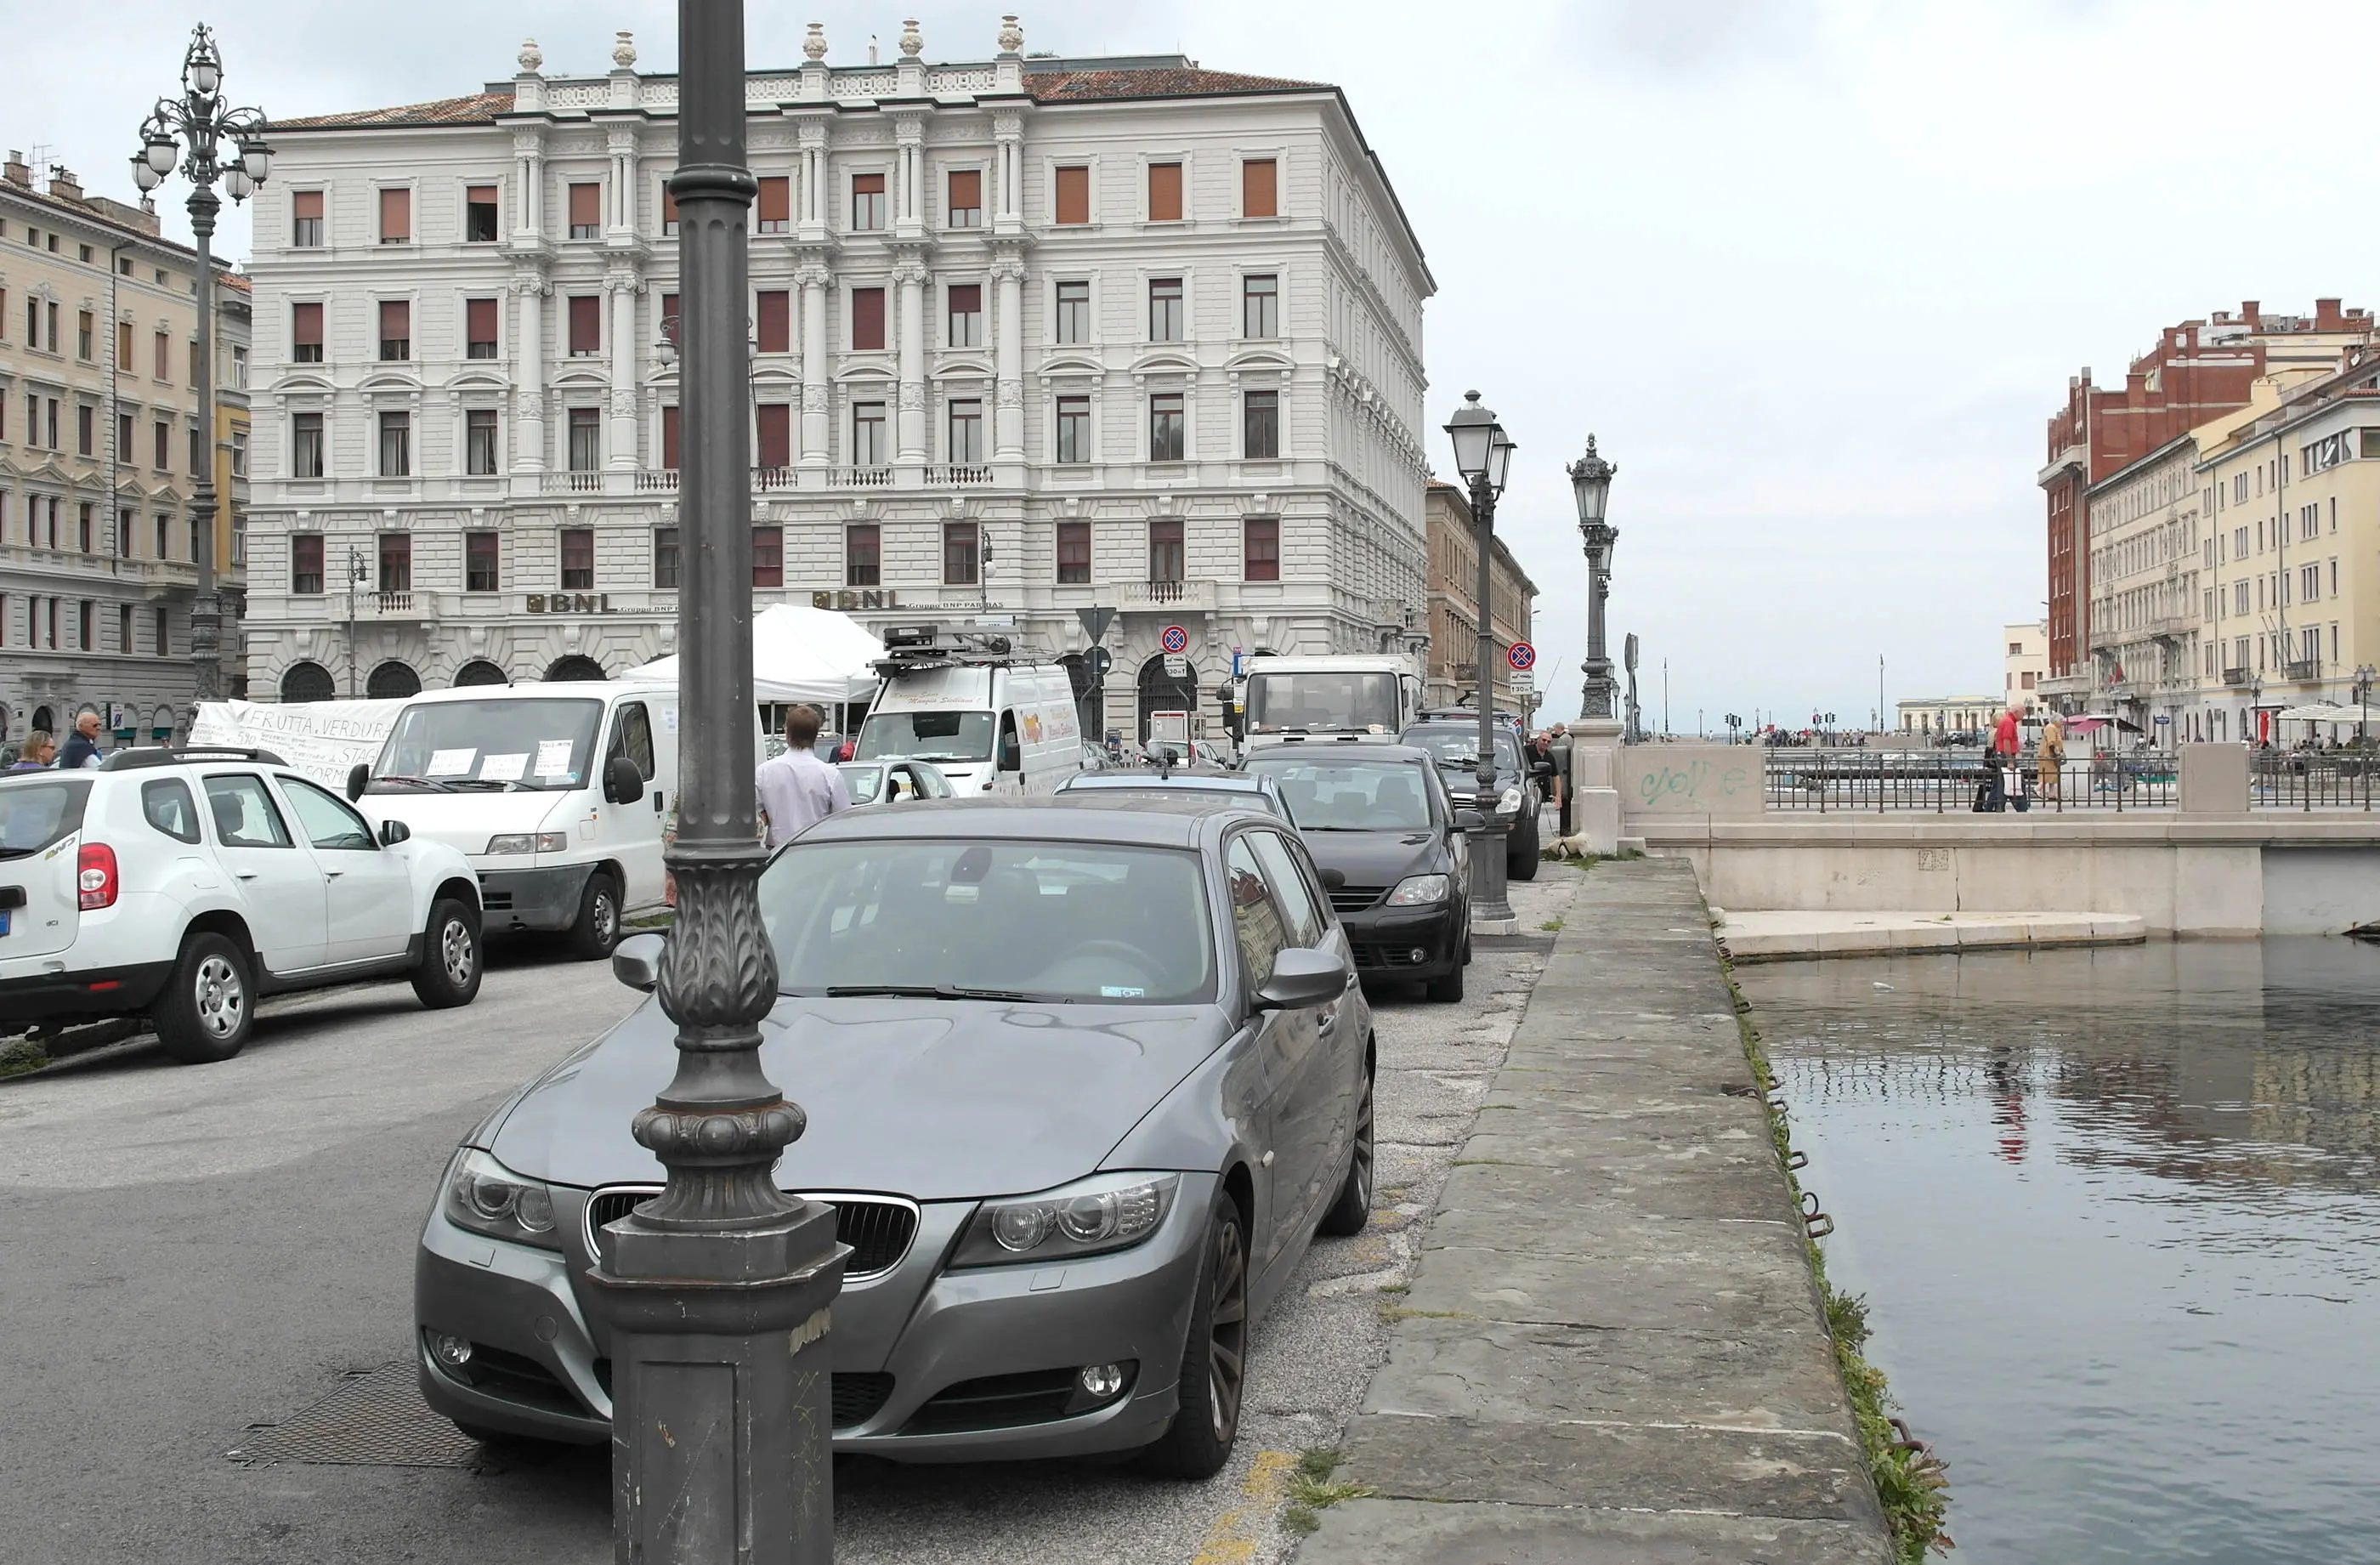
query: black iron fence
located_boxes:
[1760,748,2179,812]
[2251,750,2380,810]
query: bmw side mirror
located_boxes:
[604,754,643,806]
[377,819,411,847]
[1255,946,1347,1010]
[613,931,665,993]
[347,762,370,802]
[1454,808,1488,833]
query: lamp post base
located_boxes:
[1470,824,1517,933]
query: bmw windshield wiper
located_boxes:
[825,983,1068,1003]
[370,774,458,793]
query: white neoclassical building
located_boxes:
[240,20,1433,740]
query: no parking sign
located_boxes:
[1507,641,1536,672]
[1160,625,1190,655]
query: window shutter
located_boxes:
[292,190,323,220]
[756,290,791,354]
[852,173,885,197]
[851,287,886,351]
[662,405,681,469]
[466,297,498,346]
[466,184,496,207]
[662,186,679,227]
[1054,165,1090,225]
[569,295,602,354]
[949,283,982,315]
[948,168,981,212]
[757,176,790,224]
[378,187,411,241]
[1148,162,1182,221]
[569,182,602,229]
[1242,158,1277,218]
[379,299,409,341]
[292,302,323,349]
[756,404,791,469]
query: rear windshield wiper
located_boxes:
[824,983,1066,1003]
[370,774,458,793]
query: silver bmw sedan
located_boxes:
[413,796,1374,1478]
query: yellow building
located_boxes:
[1424,480,1538,714]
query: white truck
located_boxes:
[1235,654,1425,752]
[855,625,1084,795]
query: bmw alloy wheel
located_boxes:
[194,954,246,1039]
[1205,1217,1248,1441]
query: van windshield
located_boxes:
[857,710,994,764]
[1245,672,1400,734]
[369,699,604,792]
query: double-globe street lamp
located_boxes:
[1568,437,1618,722]
[132,24,271,713]
[1445,391,1517,928]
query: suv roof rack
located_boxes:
[97,746,289,772]
[874,622,1019,678]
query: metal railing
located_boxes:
[2251,749,2380,810]
[1762,748,2178,812]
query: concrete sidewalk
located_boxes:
[1294,858,1894,1563]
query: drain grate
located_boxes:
[230,1363,480,1468]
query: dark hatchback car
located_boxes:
[415,798,1374,1478]
[1400,719,1543,881]
[1243,742,1475,1002]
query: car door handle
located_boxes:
[235,871,258,881]
[325,868,345,877]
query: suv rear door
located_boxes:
[0,776,94,959]
[200,772,328,977]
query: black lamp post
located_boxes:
[1568,437,1617,721]
[584,5,843,1559]
[133,24,271,716]
[1446,391,1516,928]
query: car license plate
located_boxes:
[0,909,10,936]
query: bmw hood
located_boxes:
[489,998,1229,1199]
[1298,828,1448,887]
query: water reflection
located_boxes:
[1741,939,2380,1565]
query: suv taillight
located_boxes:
[77,843,118,911]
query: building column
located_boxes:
[992,253,1025,460]
[607,268,642,469]
[895,255,927,465]
[797,261,830,467]
[511,273,548,474]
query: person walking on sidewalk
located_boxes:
[57,712,104,770]
[1988,701,2026,811]
[756,703,851,850]
[1547,723,1572,835]
[2037,713,2066,803]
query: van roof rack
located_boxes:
[875,622,1018,677]
[97,746,289,772]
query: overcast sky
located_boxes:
[13,0,2377,729]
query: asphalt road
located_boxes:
[0,872,1576,1565]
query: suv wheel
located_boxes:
[1136,1189,1249,1480]
[568,871,621,961]
[411,898,483,1009]
[156,932,255,1064]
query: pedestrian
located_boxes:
[8,731,56,771]
[1989,701,2026,811]
[756,703,852,850]
[57,711,104,770]
[2037,713,2066,803]
[1546,723,1572,834]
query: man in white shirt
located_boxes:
[756,704,852,848]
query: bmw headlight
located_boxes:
[484,831,569,854]
[950,1172,1180,1267]
[1498,786,1523,814]
[441,1147,561,1249]
[1386,873,1449,905]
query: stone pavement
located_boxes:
[1293,858,1896,1563]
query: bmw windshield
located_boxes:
[369,699,604,792]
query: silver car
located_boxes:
[414,797,1373,1477]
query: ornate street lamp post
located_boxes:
[1568,437,1618,722]
[1445,391,1516,929]
[584,5,843,1560]
[133,25,270,716]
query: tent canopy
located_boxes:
[630,604,885,705]
[2277,701,2380,724]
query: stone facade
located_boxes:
[2084,439,2200,737]
[1422,479,1535,713]
[241,24,1432,737]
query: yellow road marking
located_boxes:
[1189,1449,1297,1565]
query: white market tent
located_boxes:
[2276,701,2380,725]
[629,604,885,706]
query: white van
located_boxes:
[346,682,678,957]
[856,626,1083,795]
[1237,654,1425,752]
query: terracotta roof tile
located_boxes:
[274,91,515,131]
[1026,68,1328,102]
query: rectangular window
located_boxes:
[947,168,982,227]
[1242,158,1278,218]
[230,431,247,479]
[377,411,411,477]
[155,331,171,379]
[76,502,92,553]
[1148,518,1185,581]
[846,523,881,587]
[1055,279,1091,343]
[378,186,411,243]
[292,412,325,479]
[948,400,983,463]
[292,189,324,247]
[465,184,499,242]
[118,604,133,655]
[1148,392,1186,462]
[852,172,886,231]
[77,600,92,652]
[944,521,979,585]
[379,532,412,593]
[155,606,169,658]
[1054,164,1090,226]
[76,404,94,456]
[231,344,248,388]
[851,286,887,351]
[852,402,887,468]
[76,310,93,360]
[466,530,500,592]
[559,527,594,589]
[1056,520,1091,583]
[466,408,500,475]
[756,404,792,469]
[1149,277,1183,342]
[1243,389,1279,457]
[1148,162,1183,222]
[156,514,169,559]
[652,527,680,588]
[568,295,601,357]
[1243,516,1280,581]
[660,292,679,349]
[378,298,411,360]
[661,184,679,235]
[292,301,324,362]
[757,175,790,234]
[116,320,132,366]
[752,525,784,588]
[568,407,601,472]
[1243,273,1278,338]
[948,282,983,347]
[154,421,170,470]
[661,405,681,470]
[465,297,499,359]
[1056,395,1091,463]
[756,289,790,354]
[568,182,601,239]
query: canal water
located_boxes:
[1739,940,2380,1565]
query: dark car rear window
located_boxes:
[1068,785,1274,814]
[0,777,93,860]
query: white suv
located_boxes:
[0,746,485,1063]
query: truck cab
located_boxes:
[1237,655,1425,752]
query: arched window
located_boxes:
[543,654,609,683]
[451,660,508,688]
[366,661,422,700]
[280,661,337,704]
[1136,652,1199,745]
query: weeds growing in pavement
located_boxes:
[1282,1448,1374,1534]
[0,1038,48,1078]
[1540,916,1565,932]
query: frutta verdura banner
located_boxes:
[190,698,412,791]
